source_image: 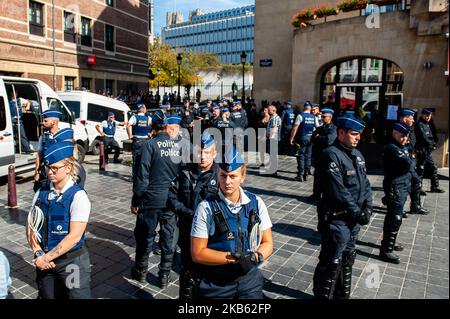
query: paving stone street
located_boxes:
[0,154,448,299]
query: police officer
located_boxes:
[313,114,372,299]
[26,141,91,299]
[280,100,295,155]
[192,101,203,122]
[8,90,32,153]
[290,102,320,181]
[310,108,337,200]
[190,148,273,299]
[180,107,194,139]
[379,123,413,264]
[230,100,248,130]
[160,102,170,114]
[131,110,183,288]
[168,132,219,299]
[200,100,212,131]
[414,108,444,193]
[35,110,86,192]
[95,112,122,164]
[209,105,221,128]
[399,108,429,215]
[211,107,232,148]
[127,103,152,175]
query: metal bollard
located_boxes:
[99,141,106,171]
[7,165,19,208]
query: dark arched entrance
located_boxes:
[320,57,404,167]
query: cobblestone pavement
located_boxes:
[0,154,448,299]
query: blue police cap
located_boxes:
[160,103,170,110]
[422,108,433,115]
[212,105,220,111]
[166,115,181,125]
[312,103,320,108]
[42,109,62,119]
[304,101,312,108]
[221,98,228,103]
[232,100,241,107]
[137,103,145,111]
[152,110,167,125]
[336,114,365,133]
[284,100,292,105]
[108,112,115,117]
[43,141,74,165]
[223,107,229,112]
[219,148,244,172]
[393,122,410,136]
[207,99,212,103]
[321,108,334,116]
[54,128,74,141]
[398,108,415,117]
[201,132,215,149]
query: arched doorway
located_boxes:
[320,57,404,167]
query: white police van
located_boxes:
[0,76,89,178]
[57,91,130,155]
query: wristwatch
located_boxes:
[34,250,45,259]
[256,252,264,265]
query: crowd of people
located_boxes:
[1,94,444,300]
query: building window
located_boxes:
[105,79,114,96]
[106,0,114,6]
[64,11,76,43]
[64,76,75,91]
[81,77,91,91]
[105,24,115,51]
[80,17,92,47]
[29,1,44,36]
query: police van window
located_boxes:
[0,97,6,131]
[63,100,81,119]
[87,103,124,122]
[47,98,71,123]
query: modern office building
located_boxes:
[254,0,448,167]
[0,0,150,95]
[162,5,255,65]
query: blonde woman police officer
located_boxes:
[26,141,91,299]
[191,148,273,299]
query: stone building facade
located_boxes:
[0,0,150,95]
[254,0,449,166]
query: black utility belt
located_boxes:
[48,245,87,262]
[323,210,347,222]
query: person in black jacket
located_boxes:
[414,108,444,193]
[313,114,372,299]
[168,132,219,299]
[130,110,184,288]
[380,123,414,264]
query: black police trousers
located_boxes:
[416,151,439,189]
[134,208,177,276]
[103,136,120,162]
[178,215,198,299]
[13,121,31,153]
[36,249,91,299]
[198,266,264,299]
[409,169,422,209]
[131,138,149,175]
[296,136,312,176]
[313,219,360,299]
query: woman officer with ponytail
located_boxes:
[26,141,91,299]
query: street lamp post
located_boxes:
[157,67,160,96]
[240,51,247,103]
[176,53,182,103]
[170,71,174,94]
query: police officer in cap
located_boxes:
[131,110,184,288]
[379,123,414,264]
[191,148,273,299]
[27,141,91,299]
[127,103,152,174]
[290,102,320,181]
[230,100,248,130]
[209,105,222,129]
[398,108,429,215]
[168,132,219,299]
[414,108,444,193]
[96,112,123,164]
[313,114,372,299]
[310,108,337,200]
[280,100,295,155]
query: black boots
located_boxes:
[334,251,355,299]
[158,273,171,289]
[380,231,401,264]
[410,205,430,215]
[430,187,445,193]
[313,261,341,299]
[131,267,147,283]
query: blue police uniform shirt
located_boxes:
[281,108,295,131]
[317,141,373,220]
[33,179,90,252]
[298,112,316,137]
[130,114,151,137]
[132,132,184,209]
[384,139,413,182]
[313,122,337,151]
[101,120,116,137]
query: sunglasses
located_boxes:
[45,164,66,173]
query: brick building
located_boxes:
[0,0,151,95]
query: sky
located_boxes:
[153,0,255,36]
